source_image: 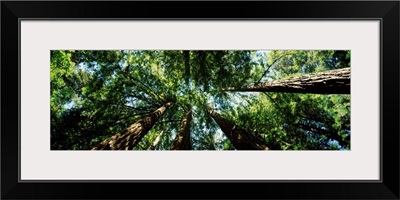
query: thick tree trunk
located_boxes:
[171,110,192,150]
[147,130,164,150]
[208,109,269,150]
[92,102,172,150]
[223,67,350,94]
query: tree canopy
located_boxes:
[50,50,350,150]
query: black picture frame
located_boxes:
[1,1,399,199]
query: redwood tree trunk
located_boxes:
[92,102,172,150]
[171,110,192,150]
[223,67,350,94]
[208,109,269,150]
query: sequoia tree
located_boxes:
[92,102,172,150]
[171,110,192,150]
[223,67,350,94]
[208,108,269,150]
[51,50,351,150]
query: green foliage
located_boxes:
[51,50,350,150]
[222,50,351,150]
[263,50,350,81]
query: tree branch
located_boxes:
[256,52,293,83]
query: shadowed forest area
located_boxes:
[51,50,350,150]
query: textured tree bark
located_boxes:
[147,130,164,150]
[223,67,350,94]
[171,110,192,150]
[92,102,172,150]
[208,109,269,150]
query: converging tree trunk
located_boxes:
[223,67,350,94]
[92,102,172,150]
[208,108,269,150]
[147,130,164,150]
[171,110,192,150]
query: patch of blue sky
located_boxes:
[252,50,268,65]
[213,129,225,150]
[227,92,259,109]
[77,62,95,75]
[254,50,269,60]
[63,101,75,110]
[253,50,279,82]
[120,60,128,68]
[327,139,344,150]
[125,96,143,107]
[170,128,177,140]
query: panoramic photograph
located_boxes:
[51,50,350,150]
